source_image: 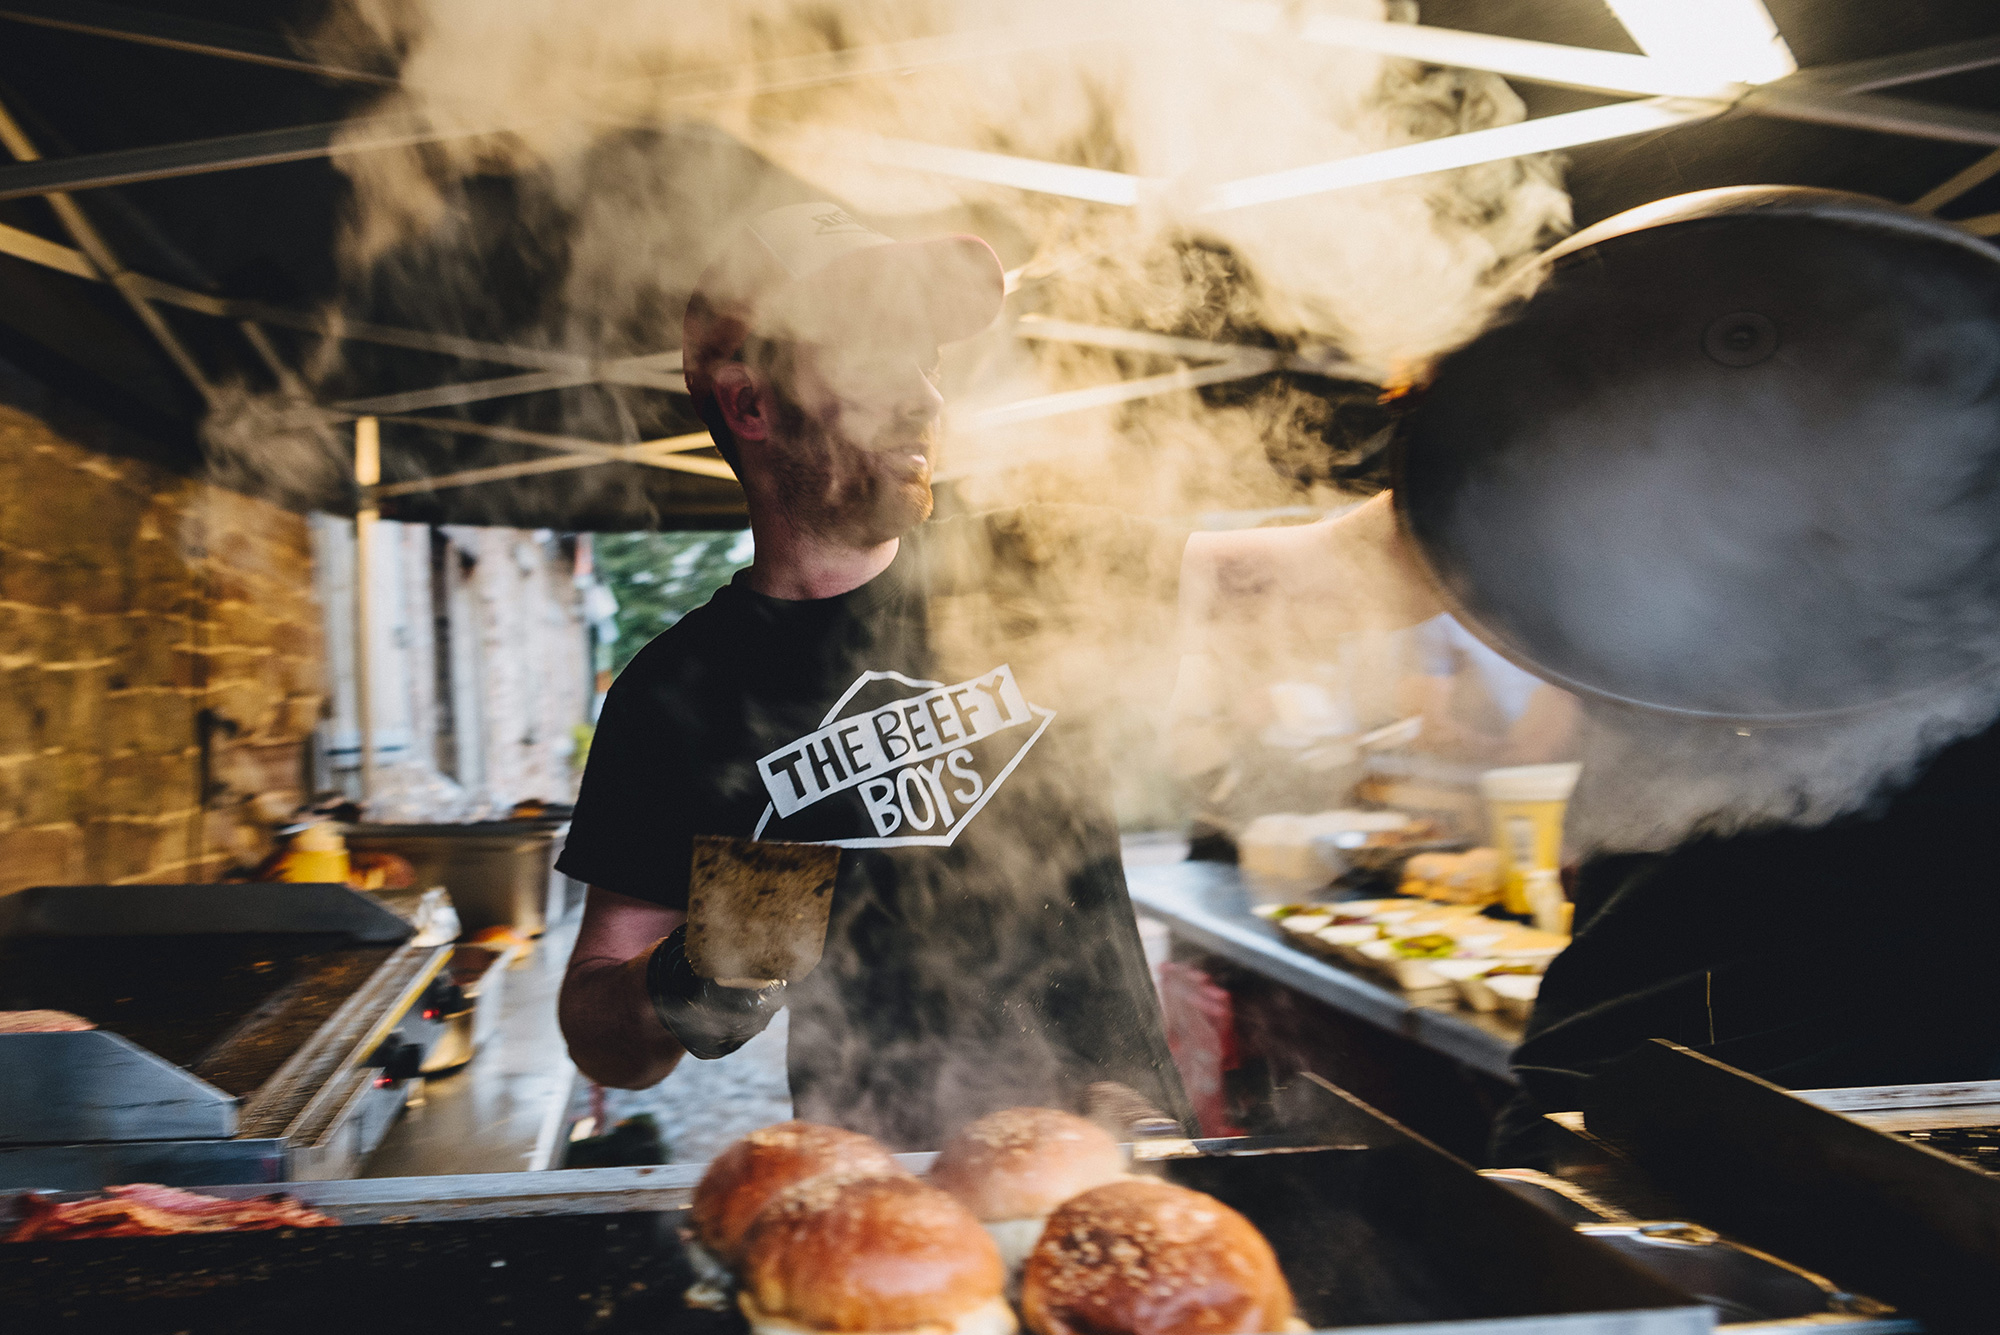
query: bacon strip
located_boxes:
[6,1184,338,1241]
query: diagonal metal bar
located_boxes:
[373,452,622,497]
[1960,211,2000,237]
[0,95,215,402]
[0,0,394,85]
[1014,315,1379,381]
[236,318,310,397]
[1784,34,2000,95]
[959,358,1280,432]
[1914,148,2000,212]
[333,368,600,415]
[379,415,733,474]
[0,218,94,278]
[1742,85,2000,148]
[374,429,726,498]
[629,431,716,456]
[0,117,460,203]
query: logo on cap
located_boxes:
[812,208,866,234]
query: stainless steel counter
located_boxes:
[1125,861,1522,1083]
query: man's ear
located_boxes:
[713,364,769,443]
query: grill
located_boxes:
[0,883,453,1191]
[0,1075,1751,1334]
[1563,1039,2000,1334]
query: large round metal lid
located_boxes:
[1397,186,2000,721]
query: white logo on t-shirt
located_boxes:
[750,667,1055,848]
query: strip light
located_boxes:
[1207,97,1715,212]
[1603,0,1796,87]
[811,130,1146,207]
[1216,2,1740,99]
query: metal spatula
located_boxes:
[684,835,841,987]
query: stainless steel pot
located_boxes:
[1397,186,2000,721]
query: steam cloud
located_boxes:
[211,0,1572,812]
[271,0,1569,515]
[199,0,2000,873]
[226,0,1582,1121]
[189,2,2000,1133]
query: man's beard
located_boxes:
[770,395,936,548]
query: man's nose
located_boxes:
[897,363,944,420]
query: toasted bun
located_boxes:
[693,1121,903,1266]
[1020,1178,1294,1335]
[741,1173,1006,1333]
[931,1107,1127,1223]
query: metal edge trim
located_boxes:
[237,942,448,1136]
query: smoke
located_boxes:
[252,2,2000,863]
[200,382,353,513]
[1566,673,2000,854]
[196,0,1575,832]
[257,0,1569,519]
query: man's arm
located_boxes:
[1170,492,1441,773]
[1178,491,1441,643]
[559,887,687,1090]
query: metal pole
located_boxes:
[354,417,380,806]
[0,95,215,403]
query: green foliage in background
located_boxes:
[595,530,755,676]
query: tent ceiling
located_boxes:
[0,0,1996,530]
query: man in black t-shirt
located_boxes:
[556,203,1433,1148]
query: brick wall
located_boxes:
[0,401,324,894]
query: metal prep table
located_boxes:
[1128,861,1522,1157]
[1128,861,1521,1079]
[0,883,455,1190]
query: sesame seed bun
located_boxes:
[739,1172,1012,1335]
[693,1120,904,1267]
[1019,1178,1295,1335]
[930,1107,1128,1224]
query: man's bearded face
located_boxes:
[758,336,943,547]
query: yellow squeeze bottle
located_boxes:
[1479,763,1581,917]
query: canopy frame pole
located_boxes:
[353,417,380,805]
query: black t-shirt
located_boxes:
[1496,714,2000,1161]
[558,506,1194,1149]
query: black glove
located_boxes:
[645,923,787,1060]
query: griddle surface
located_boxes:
[1901,1125,2000,1174]
[0,934,397,1097]
[0,1148,1679,1332]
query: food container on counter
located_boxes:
[1486,972,1543,1021]
[344,821,564,937]
[1479,763,1581,915]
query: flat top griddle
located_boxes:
[1897,1125,2000,1174]
[0,1144,1692,1334]
[0,933,399,1098]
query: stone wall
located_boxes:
[0,401,323,894]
